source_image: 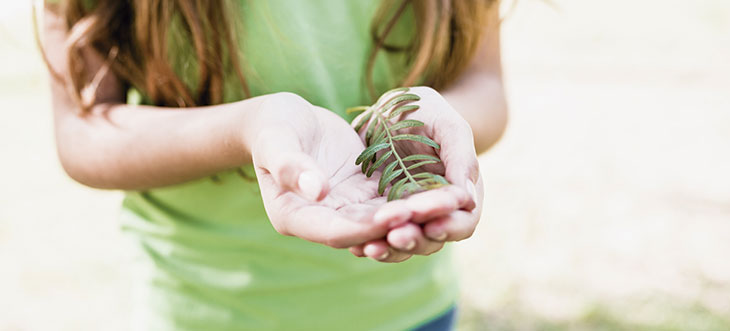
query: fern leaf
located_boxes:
[353,110,373,132]
[388,104,420,119]
[406,160,439,170]
[371,125,388,145]
[379,169,404,195]
[348,87,450,200]
[355,143,389,165]
[381,93,421,113]
[346,106,370,115]
[363,154,377,174]
[391,134,440,149]
[388,177,410,201]
[402,154,440,163]
[389,119,424,132]
[378,160,401,195]
[375,87,410,106]
[365,118,381,143]
[416,174,449,186]
[366,151,393,177]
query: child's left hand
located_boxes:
[349,86,485,262]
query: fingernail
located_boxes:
[374,251,390,261]
[429,231,447,241]
[298,171,323,200]
[404,240,416,251]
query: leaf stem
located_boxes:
[372,99,419,186]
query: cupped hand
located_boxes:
[249,92,467,251]
[350,86,485,262]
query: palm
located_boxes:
[253,105,389,248]
[249,91,479,259]
[392,109,447,176]
[345,86,482,261]
[293,109,387,214]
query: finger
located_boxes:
[403,189,460,223]
[372,199,412,228]
[363,240,413,263]
[422,210,478,242]
[386,222,444,256]
[362,240,389,260]
[433,116,480,207]
[253,129,329,201]
[440,185,476,211]
[270,202,387,249]
[349,245,365,257]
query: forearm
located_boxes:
[55,96,269,190]
[440,72,508,154]
[439,3,507,154]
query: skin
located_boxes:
[349,8,508,262]
[349,87,492,261]
[41,4,507,261]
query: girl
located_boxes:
[39,0,507,330]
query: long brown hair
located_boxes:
[42,0,497,111]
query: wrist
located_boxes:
[235,92,312,159]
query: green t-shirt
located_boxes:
[118,1,458,330]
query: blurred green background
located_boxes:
[1,1,729,330]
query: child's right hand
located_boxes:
[247,93,470,252]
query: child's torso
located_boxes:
[122,1,457,330]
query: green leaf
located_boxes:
[365,119,381,144]
[405,181,424,194]
[379,168,404,195]
[387,177,410,201]
[362,154,376,173]
[371,125,387,145]
[412,173,448,185]
[353,111,373,132]
[371,135,387,147]
[416,174,449,186]
[382,93,421,113]
[401,154,440,163]
[348,87,451,200]
[380,160,399,181]
[391,134,440,149]
[378,160,400,195]
[416,175,449,189]
[375,87,410,107]
[385,86,410,94]
[391,182,423,201]
[388,104,419,119]
[366,151,393,177]
[411,172,438,180]
[432,174,448,184]
[355,143,389,165]
[346,106,369,114]
[389,119,424,132]
[406,160,439,170]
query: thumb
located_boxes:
[437,121,480,209]
[252,129,329,201]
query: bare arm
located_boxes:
[42,5,478,255]
[43,5,277,190]
[440,7,508,153]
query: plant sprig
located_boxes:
[348,87,449,201]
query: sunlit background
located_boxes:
[1,0,729,330]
